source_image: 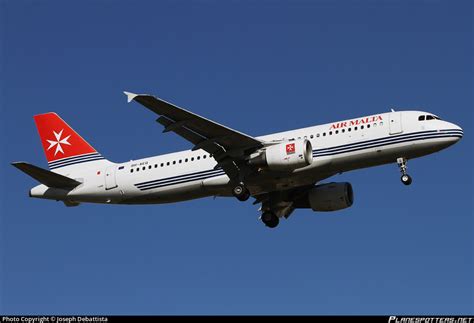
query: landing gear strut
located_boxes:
[397,157,412,186]
[232,183,250,201]
[261,211,279,228]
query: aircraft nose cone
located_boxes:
[453,124,463,139]
[447,122,463,141]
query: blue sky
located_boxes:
[1,0,472,315]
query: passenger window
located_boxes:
[179,160,182,163]
[173,161,176,165]
[130,169,134,173]
[160,163,164,167]
[142,166,146,170]
[354,127,358,131]
[154,164,158,168]
[136,168,139,172]
[361,125,364,130]
[335,130,339,134]
[348,128,351,132]
[310,135,314,139]
[329,131,332,135]
[191,157,194,161]
[373,123,377,127]
[418,115,425,121]
[342,129,345,133]
[203,155,207,159]
[367,124,370,128]
[197,156,201,160]
[323,133,326,136]
[316,134,320,138]
[166,162,170,166]
[148,165,152,169]
[185,158,188,162]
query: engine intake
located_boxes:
[249,139,313,171]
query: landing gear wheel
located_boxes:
[261,212,279,228]
[396,157,413,186]
[401,174,412,185]
[232,183,250,202]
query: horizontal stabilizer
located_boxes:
[11,162,81,189]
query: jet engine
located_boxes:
[307,182,354,212]
[249,139,313,171]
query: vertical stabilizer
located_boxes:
[34,113,107,170]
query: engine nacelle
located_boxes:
[249,139,313,171]
[308,182,354,212]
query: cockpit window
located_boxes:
[419,114,441,121]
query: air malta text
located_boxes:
[329,115,383,130]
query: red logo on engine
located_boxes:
[286,143,295,155]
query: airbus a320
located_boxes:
[12,92,463,228]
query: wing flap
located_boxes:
[12,162,81,189]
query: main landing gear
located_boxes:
[232,182,251,202]
[397,157,412,186]
[261,211,279,228]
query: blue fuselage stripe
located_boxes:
[138,173,226,191]
[134,131,462,191]
[49,156,105,169]
[313,133,462,157]
[136,170,226,189]
[136,168,224,187]
[49,153,102,167]
[313,129,462,153]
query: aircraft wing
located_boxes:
[124,91,263,180]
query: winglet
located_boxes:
[124,91,138,103]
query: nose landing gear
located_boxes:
[397,157,412,185]
[401,174,412,185]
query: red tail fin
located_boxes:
[34,113,104,169]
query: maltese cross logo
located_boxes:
[46,129,71,156]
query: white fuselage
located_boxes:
[30,110,463,205]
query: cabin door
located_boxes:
[389,112,403,135]
[105,166,118,190]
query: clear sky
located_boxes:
[1,0,472,315]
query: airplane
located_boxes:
[12,91,463,228]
